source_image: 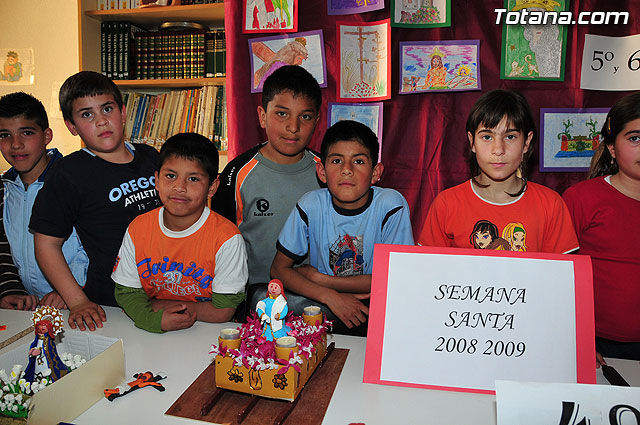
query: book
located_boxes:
[131,94,149,143]
[160,30,169,79]
[134,30,143,79]
[214,29,226,77]
[123,92,141,142]
[105,22,114,79]
[196,29,205,78]
[205,30,215,78]
[175,30,184,79]
[101,22,108,76]
[168,31,176,79]
[213,85,224,148]
[125,23,145,80]
[148,31,157,79]
[116,22,125,79]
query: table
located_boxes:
[1,307,638,425]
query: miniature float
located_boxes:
[209,280,331,402]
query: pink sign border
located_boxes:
[363,244,595,395]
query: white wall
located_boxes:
[0,0,81,172]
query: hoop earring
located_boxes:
[607,117,611,134]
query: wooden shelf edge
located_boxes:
[85,3,224,20]
[114,77,225,88]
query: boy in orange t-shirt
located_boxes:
[112,133,248,332]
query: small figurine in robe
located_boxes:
[256,279,291,341]
[24,317,68,383]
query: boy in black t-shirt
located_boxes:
[30,71,161,331]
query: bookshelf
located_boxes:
[77,0,227,154]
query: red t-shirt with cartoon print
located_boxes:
[418,180,579,254]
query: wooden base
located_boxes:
[165,348,349,425]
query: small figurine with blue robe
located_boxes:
[256,279,291,341]
[24,306,69,383]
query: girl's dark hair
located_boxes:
[159,133,219,184]
[469,219,498,248]
[588,92,640,178]
[466,89,536,197]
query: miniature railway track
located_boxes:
[200,342,336,425]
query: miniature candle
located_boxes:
[219,328,240,340]
[276,336,297,348]
[302,305,323,326]
[218,328,241,350]
[275,336,298,360]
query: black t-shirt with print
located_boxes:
[30,143,161,306]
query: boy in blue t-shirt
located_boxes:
[0,92,88,308]
[30,71,161,331]
[271,120,414,334]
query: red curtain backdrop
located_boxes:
[224,0,640,236]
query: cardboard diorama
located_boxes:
[0,308,123,425]
[209,281,331,402]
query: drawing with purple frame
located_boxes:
[399,40,480,94]
[540,108,609,172]
[328,102,383,162]
[328,0,384,15]
[248,30,327,93]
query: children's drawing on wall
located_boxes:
[390,0,451,28]
[338,19,390,102]
[0,48,34,86]
[328,102,383,161]
[399,40,480,94]
[540,108,609,172]
[243,0,298,33]
[328,0,385,15]
[249,30,326,93]
[501,0,567,81]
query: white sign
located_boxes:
[364,245,595,394]
[496,380,640,425]
[580,34,640,91]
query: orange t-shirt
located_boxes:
[112,207,247,302]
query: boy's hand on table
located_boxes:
[39,291,68,309]
[161,304,196,331]
[0,294,39,311]
[68,301,106,331]
[596,351,607,368]
[326,291,369,328]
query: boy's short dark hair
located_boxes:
[159,133,219,184]
[320,120,379,165]
[465,89,536,186]
[59,71,124,123]
[0,91,49,131]
[261,65,322,113]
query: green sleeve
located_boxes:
[114,284,164,333]
[211,291,245,309]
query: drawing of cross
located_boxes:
[344,26,378,82]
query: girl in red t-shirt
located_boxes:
[563,92,640,364]
[419,89,578,254]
